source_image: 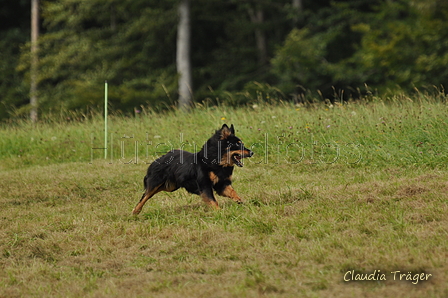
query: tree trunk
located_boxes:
[292,0,303,27]
[248,7,267,67]
[176,0,193,111]
[291,0,303,103]
[292,0,303,11]
[30,0,39,122]
[110,4,116,31]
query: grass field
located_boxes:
[1,96,447,297]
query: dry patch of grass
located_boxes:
[0,162,447,297]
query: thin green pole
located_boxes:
[104,80,108,159]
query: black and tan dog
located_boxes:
[132,124,253,214]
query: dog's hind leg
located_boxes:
[132,185,162,215]
[132,180,178,215]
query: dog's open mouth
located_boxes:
[232,154,244,167]
[232,153,247,167]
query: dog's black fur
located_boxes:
[132,124,253,214]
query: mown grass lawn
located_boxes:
[1,97,447,297]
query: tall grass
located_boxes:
[1,94,447,170]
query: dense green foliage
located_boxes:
[1,0,448,120]
[0,0,31,120]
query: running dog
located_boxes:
[132,124,253,214]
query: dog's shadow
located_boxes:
[132,199,248,221]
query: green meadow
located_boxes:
[0,96,447,297]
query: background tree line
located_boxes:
[1,0,447,121]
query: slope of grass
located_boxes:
[0,97,447,297]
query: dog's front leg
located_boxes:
[219,185,243,204]
[200,188,220,209]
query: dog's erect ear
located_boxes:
[230,124,235,135]
[220,124,232,140]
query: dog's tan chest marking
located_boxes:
[209,171,219,185]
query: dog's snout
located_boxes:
[248,150,254,157]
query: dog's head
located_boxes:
[217,124,253,167]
